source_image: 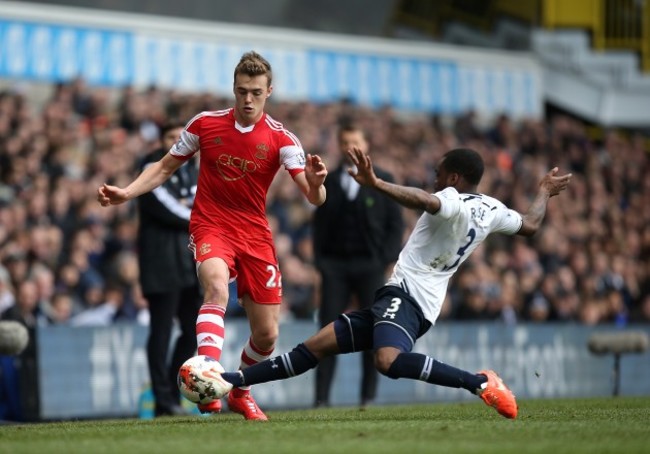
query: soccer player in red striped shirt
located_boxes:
[98,51,327,420]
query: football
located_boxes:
[177,355,232,404]
[0,321,29,355]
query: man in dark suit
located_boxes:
[137,122,202,417]
[312,123,404,408]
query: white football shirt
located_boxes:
[386,187,523,324]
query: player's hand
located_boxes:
[539,167,572,197]
[305,153,328,188]
[97,183,129,207]
[345,147,378,187]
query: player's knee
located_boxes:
[374,349,399,378]
[203,281,229,305]
[251,328,278,352]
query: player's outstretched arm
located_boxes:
[346,147,441,214]
[518,167,572,236]
[97,153,184,207]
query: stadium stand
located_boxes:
[0,81,648,326]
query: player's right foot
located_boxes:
[197,399,222,414]
[477,369,518,419]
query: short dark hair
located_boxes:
[234,51,272,86]
[441,148,484,185]
[337,122,365,141]
[159,121,184,138]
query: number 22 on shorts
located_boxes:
[265,264,282,288]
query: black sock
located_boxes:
[221,343,319,387]
[386,352,487,393]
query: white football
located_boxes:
[177,355,232,404]
[0,321,29,355]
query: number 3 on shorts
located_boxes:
[382,297,402,319]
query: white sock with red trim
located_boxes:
[196,304,226,360]
[233,337,274,394]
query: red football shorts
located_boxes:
[189,229,282,304]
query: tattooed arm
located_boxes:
[518,167,572,237]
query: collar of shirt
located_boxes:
[340,168,360,200]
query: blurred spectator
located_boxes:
[48,292,74,325]
[1,280,47,328]
[528,295,551,323]
[0,265,15,315]
[70,284,123,326]
[3,252,29,291]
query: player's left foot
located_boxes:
[227,389,268,421]
[477,369,518,419]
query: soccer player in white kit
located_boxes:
[218,146,572,419]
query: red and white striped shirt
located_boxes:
[170,108,306,238]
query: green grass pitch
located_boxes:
[2,397,649,454]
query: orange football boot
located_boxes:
[477,369,518,419]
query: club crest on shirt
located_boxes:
[199,243,212,256]
[255,143,269,159]
[213,136,222,145]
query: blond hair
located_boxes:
[234,51,272,86]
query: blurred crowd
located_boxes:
[0,79,648,328]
